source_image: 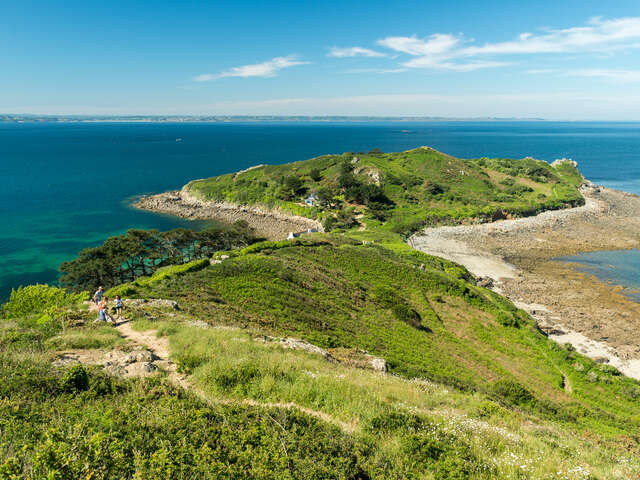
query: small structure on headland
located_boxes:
[304,193,318,206]
[287,228,318,240]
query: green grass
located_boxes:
[113,237,640,441]
[44,324,125,350]
[3,233,640,477]
[185,147,584,236]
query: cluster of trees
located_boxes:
[59,222,257,292]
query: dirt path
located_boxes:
[114,321,355,432]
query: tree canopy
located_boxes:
[59,222,258,292]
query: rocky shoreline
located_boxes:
[134,189,323,240]
[410,183,640,379]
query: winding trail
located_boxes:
[114,321,355,432]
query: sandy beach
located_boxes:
[134,188,323,240]
[410,183,640,379]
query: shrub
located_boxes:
[392,304,422,329]
[499,177,515,186]
[3,285,86,319]
[424,180,445,195]
[490,379,534,406]
[59,364,89,393]
[309,168,322,181]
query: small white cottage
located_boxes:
[304,193,318,206]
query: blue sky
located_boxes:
[2,0,640,119]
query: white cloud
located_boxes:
[460,17,640,55]
[327,46,387,57]
[567,69,640,82]
[378,33,460,56]
[193,74,216,82]
[193,55,308,81]
[369,16,640,72]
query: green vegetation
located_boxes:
[116,237,640,432]
[59,222,257,293]
[2,238,640,478]
[185,147,584,236]
[5,149,639,479]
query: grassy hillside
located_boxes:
[185,147,584,235]
[5,235,640,480]
[3,239,640,478]
[111,237,640,437]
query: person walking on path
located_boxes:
[115,296,124,321]
[93,286,104,305]
[98,297,107,322]
[97,297,114,323]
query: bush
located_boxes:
[490,379,534,406]
[309,168,322,181]
[3,285,86,319]
[59,364,89,393]
[424,180,445,195]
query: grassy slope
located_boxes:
[185,147,584,234]
[3,239,640,478]
[111,237,640,440]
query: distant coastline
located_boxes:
[0,114,550,123]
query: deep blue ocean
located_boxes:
[1,121,640,300]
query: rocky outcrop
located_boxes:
[54,345,161,378]
[134,189,323,241]
[551,158,578,168]
[256,336,389,372]
[125,298,180,310]
[256,335,336,362]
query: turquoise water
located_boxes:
[557,250,640,302]
[1,121,640,300]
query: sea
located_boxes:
[1,121,640,301]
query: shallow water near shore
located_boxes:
[557,249,640,303]
[2,120,640,300]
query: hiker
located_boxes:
[98,297,114,323]
[98,297,108,322]
[93,286,104,305]
[115,295,124,321]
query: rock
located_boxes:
[551,158,578,168]
[280,337,335,362]
[257,335,336,362]
[126,298,180,310]
[477,276,494,288]
[593,356,609,364]
[125,362,157,377]
[537,323,566,336]
[368,356,388,372]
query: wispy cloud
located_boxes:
[193,55,308,81]
[333,17,640,72]
[190,92,640,120]
[327,46,387,58]
[567,68,640,82]
[460,17,640,55]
